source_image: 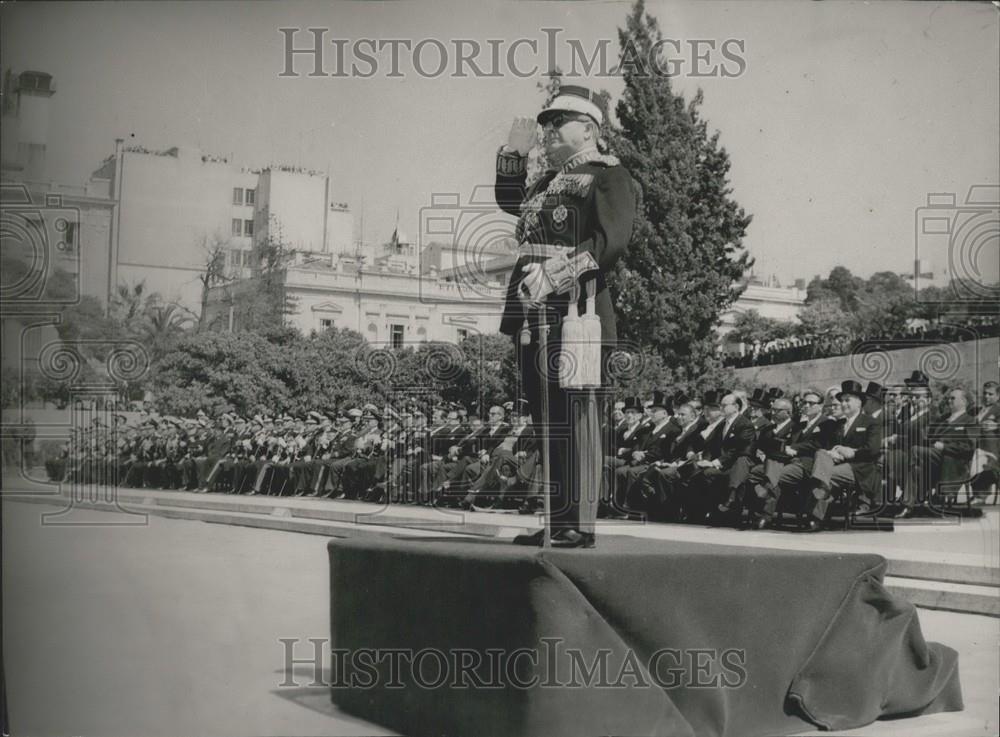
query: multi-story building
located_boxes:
[88,147,355,311]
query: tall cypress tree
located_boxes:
[606,0,753,384]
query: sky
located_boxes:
[2,0,997,286]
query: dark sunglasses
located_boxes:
[541,112,592,129]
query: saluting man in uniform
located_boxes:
[496,84,640,548]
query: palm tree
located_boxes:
[141,303,193,358]
[110,280,160,335]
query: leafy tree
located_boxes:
[605,0,753,382]
[852,271,913,336]
[806,266,863,312]
[454,333,517,409]
[794,297,855,350]
[149,330,294,416]
[728,309,793,346]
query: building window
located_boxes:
[320,318,335,330]
[232,187,244,205]
[243,219,254,237]
[390,324,405,350]
[231,218,242,237]
[456,328,469,342]
[245,189,255,205]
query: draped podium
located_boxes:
[327,536,962,737]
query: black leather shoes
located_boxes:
[512,529,547,546]
[755,516,773,530]
[551,529,596,549]
[512,529,575,546]
[804,519,823,532]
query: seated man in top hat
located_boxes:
[642,398,705,520]
[883,372,934,504]
[674,392,750,522]
[897,387,975,516]
[618,390,681,513]
[801,380,883,530]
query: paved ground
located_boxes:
[3,500,998,737]
[3,502,392,737]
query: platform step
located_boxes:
[887,557,1000,588]
[4,493,478,541]
[884,576,1000,617]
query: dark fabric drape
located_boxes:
[327,536,962,737]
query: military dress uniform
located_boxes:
[496,103,639,538]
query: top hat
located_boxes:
[623,396,643,413]
[903,370,930,388]
[515,398,531,416]
[649,390,669,411]
[749,388,769,408]
[537,84,605,127]
[701,390,721,408]
[767,387,785,400]
[864,382,886,403]
[836,380,865,401]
